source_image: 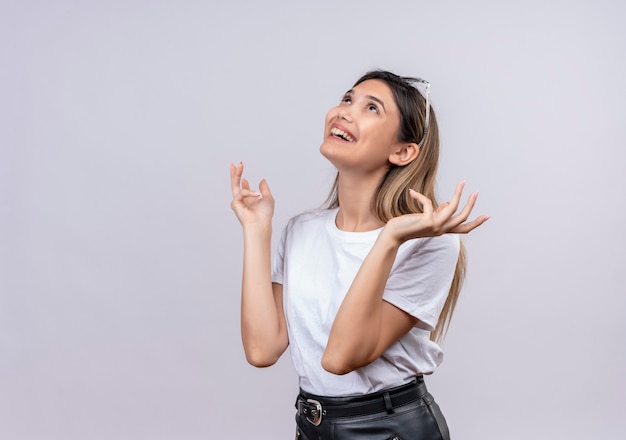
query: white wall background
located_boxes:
[1,0,624,438]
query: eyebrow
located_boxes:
[344,89,387,113]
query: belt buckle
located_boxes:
[300,398,323,426]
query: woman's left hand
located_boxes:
[384,181,489,244]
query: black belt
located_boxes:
[295,377,426,426]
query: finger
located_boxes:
[448,215,490,234]
[428,184,463,222]
[435,201,450,214]
[230,162,244,196]
[259,178,273,199]
[408,189,434,216]
[439,181,466,217]
[240,177,261,198]
[439,192,479,233]
[445,191,479,228]
[240,188,262,199]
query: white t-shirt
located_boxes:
[271,208,460,396]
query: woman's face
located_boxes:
[320,79,405,175]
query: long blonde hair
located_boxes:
[325,70,466,343]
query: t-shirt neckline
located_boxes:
[326,208,384,243]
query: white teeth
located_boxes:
[330,127,355,142]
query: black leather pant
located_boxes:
[294,379,450,440]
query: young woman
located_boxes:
[229,70,488,439]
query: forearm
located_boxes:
[322,229,400,373]
[240,223,286,366]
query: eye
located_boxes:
[368,103,379,114]
[341,95,352,104]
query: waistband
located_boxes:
[296,377,426,426]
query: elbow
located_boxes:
[244,349,280,368]
[321,352,357,375]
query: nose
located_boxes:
[337,108,353,122]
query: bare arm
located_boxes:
[322,182,488,375]
[230,163,288,367]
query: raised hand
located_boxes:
[230,162,275,227]
[385,181,488,244]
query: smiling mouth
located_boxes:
[330,127,355,142]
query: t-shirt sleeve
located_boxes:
[383,234,461,332]
[271,223,288,285]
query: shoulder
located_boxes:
[423,234,460,253]
[284,208,336,232]
[403,233,459,253]
[396,234,460,267]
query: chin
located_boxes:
[319,139,331,159]
[319,140,340,165]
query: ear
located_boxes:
[388,142,419,166]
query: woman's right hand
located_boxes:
[230,163,288,366]
[230,162,275,227]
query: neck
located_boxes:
[334,171,386,232]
